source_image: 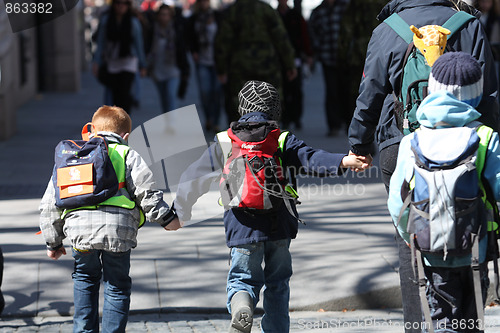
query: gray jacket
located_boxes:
[39,132,171,252]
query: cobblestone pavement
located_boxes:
[0,310,407,333]
[1,307,500,333]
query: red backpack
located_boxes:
[219,121,292,213]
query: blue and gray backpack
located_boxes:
[399,125,492,330]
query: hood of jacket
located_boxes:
[378,0,480,21]
[93,131,128,145]
[416,90,481,128]
[237,111,274,123]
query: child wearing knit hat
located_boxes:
[174,80,370,332]
[388,52,500,332]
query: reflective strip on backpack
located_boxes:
[61,142,145,227]
[216,131,232,167]
[475,125,499,233]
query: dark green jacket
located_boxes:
[214,0,295,78]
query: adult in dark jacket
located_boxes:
[347,0,499,331]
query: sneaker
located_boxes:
[229,291,253,333]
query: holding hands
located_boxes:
[47,246,66,260]
[163,217,183,231]
[341,151,373,172]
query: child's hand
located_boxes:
[164,217,183,231]
[47,246,66,260]
[341,153,372,171]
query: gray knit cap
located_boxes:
[238,80,281,120]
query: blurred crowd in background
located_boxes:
[80,0,500,136]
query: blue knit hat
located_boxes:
[428,52,483,108]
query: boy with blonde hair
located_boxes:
[40,105,180,332]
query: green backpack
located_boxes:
[384,11,475,135]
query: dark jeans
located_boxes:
[321,63,340,131]
[424,264,489,333]
[281,68,303,128]
[196,64,222,128]
[109,72,136,113]
[381,144,423,333]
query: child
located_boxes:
[174,80,369,333]
[388,52,500,332]
[39,105,180,332]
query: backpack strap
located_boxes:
[278,131,289,152]
[475,124,493,182]
[384,13,413,44]
[385,11,475,44]
[276,131,301,202]
[216,130,232,168]
[471,231,486,327]
[475,124,500,302]
[415,247,435,333]
[442,11,475,39]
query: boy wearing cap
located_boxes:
[388,52,500,332]
[174,80,369,332]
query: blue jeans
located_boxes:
[154,77,180,114]
[196,64,221,127]
[227,239,292,333]
[72,248,132,333]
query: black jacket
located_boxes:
[348,0,499,155]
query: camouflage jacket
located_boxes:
[337,0,386,69]
[214,0,295,77]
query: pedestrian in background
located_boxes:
[214,0,297,124]
[336,0,386,134]
[187,0,223,132]
[475,0,500,43]
[276,0,313,131]
[92,0,147,114]
[347,1,499,331]
[308,0,349,137]
[148,4,190,115]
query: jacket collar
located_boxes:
[377,0,479,21]
[93,131,128,145]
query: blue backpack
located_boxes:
[405,127,486,258]
[52,135,119,209]
[399,126,488,330]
